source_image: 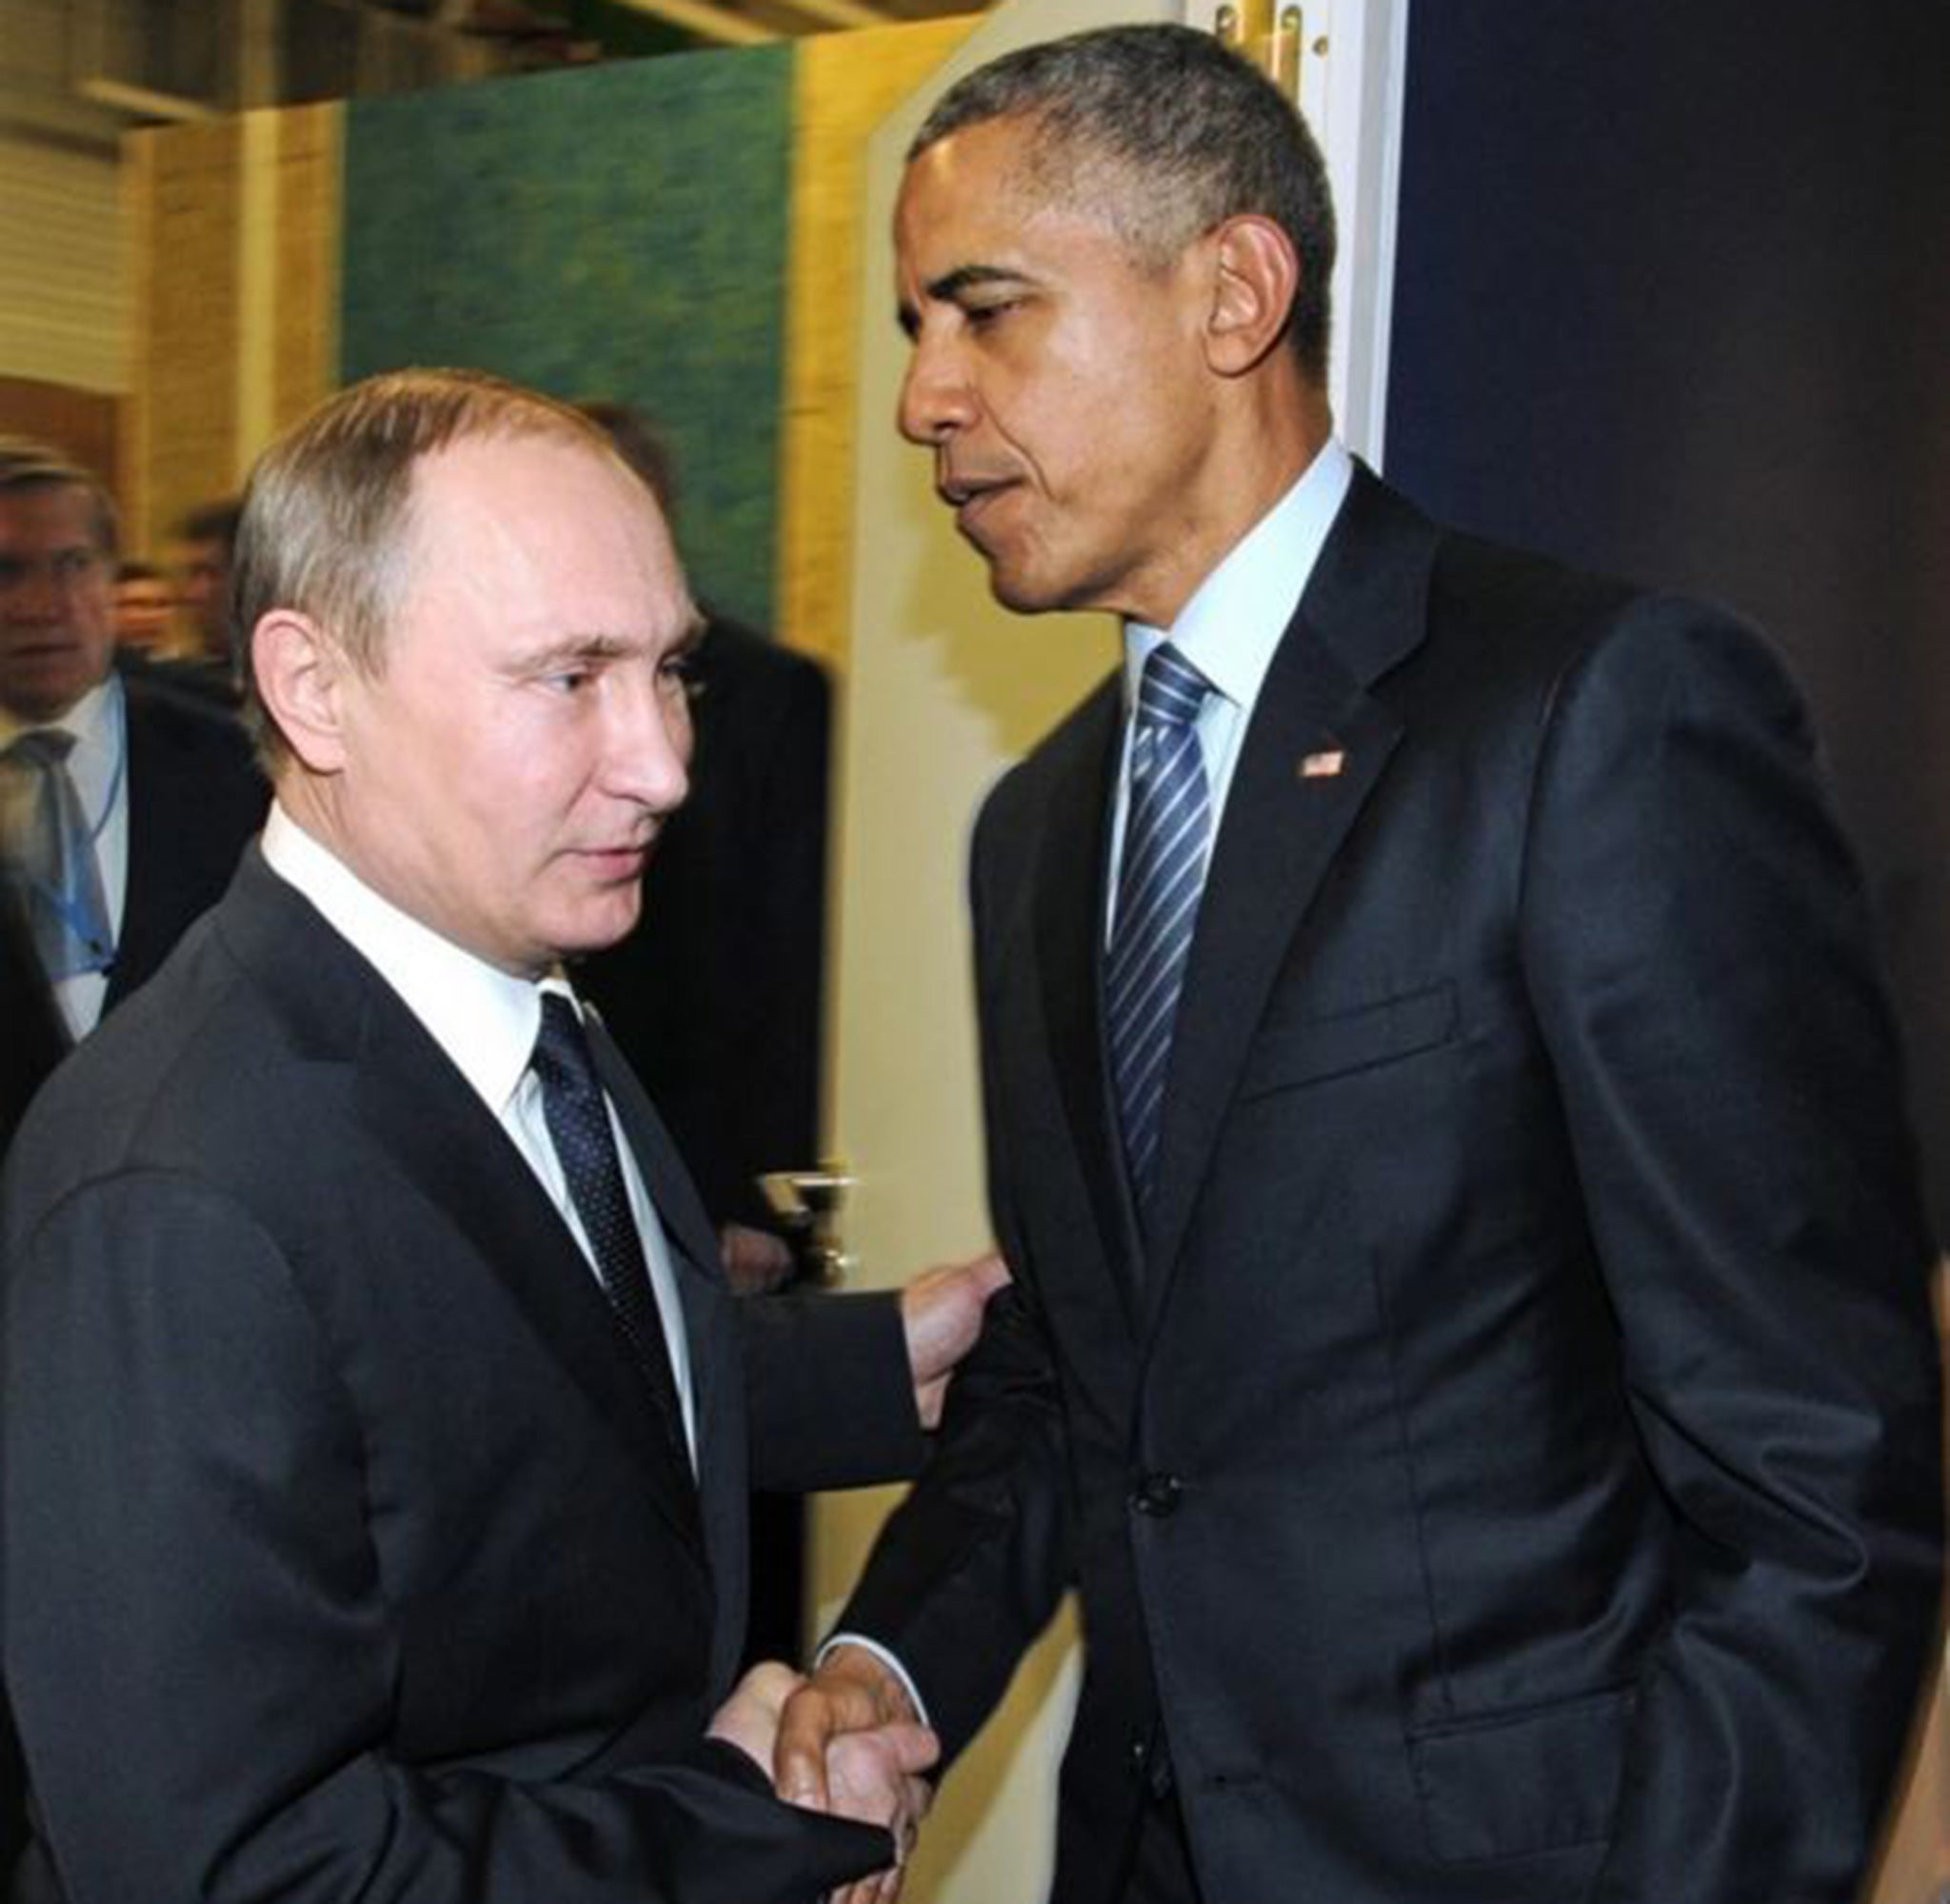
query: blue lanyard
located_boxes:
[8,713,126,967]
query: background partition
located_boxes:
[121,14,974,652]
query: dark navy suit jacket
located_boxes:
[839,467,1943,1904]
[1,850,925,1900]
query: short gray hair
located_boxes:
[911,24,1337,383]
[233,367,623,764]
[0,436,119,560]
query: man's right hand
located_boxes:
[776,1645,931,1904]
[716,1656,936,1903]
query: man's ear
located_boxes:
[1203,213,1302,376]
[252,608,350,773]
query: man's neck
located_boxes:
[1137,393,1334,629]
[0,674,114,746]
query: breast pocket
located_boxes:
[1236,981,1457,1101]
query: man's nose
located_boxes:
[607,672,692,815]
[898,335,977,447]
[3,564,65,624]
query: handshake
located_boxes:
[703,1253,1009,1900]
[710,1645,934,1904]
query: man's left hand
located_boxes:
[899,1252,1010,1428]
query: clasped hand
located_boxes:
[709,1652,935,1904]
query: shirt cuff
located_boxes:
[816,1632,931,1731]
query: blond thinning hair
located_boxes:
[234,367,627,762]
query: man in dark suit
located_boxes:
[778,26,1944,1904]
[0,439,266,1155]
[0,440,266,1877]
[572,403,831,1289]
[1,370,1002,1901]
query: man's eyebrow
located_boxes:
[929,263,1029,303]
[898,263,1031,336]
[514,632,637,672]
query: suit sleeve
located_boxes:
[740,1289,926,1493]
[823,799,1075,1758]
[1519,605,1944,1904]
[1,1174,892,1904]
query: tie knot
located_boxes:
[531,991,598,1098]
[1136,644,1209,732]
[3,728,77,774]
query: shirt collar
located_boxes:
[0,674,125,819]
[0,670,119,752]
[1124,436,1354,714]
[262,802,561,1119]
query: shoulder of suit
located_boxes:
[978,669,1122,836]
[124,671,254,754]
[124,673,268,808]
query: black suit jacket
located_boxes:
[0,850,924,1902]
[0,675,265,1879]
[580,616,830,1229]
[839,467,1944,1904]
[0,672,267,1154]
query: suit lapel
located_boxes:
[107,686,173,1009]
[1031,677,1149,1325]
[589,1028,762,1684]
[1139,467,1439,1326]
[1140,631,1401,1312]
[226,855,708,1563]
[349,1011,708,1560]
[587,1021,721,1534]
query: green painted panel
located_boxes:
[342,48,793,626]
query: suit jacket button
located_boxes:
[1130,1472,1183,1517]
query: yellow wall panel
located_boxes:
[270,104,343,442]
[780,16,976,672]
[127,118,243,556]
[126,102,340,557]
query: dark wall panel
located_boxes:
[1385,0,1950,1226]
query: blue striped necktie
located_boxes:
[1107,643,1213,1206]
[2,727,113,982]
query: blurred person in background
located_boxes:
[0,435,266,1878]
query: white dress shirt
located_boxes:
[0,673,129,1040]
[261,802,699,1466]
[1109,438,1355,939]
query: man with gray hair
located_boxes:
[1,369,1003,1900]
[777,24,1942,1904]
[0,438,266,1878]
[0,438,265,1149]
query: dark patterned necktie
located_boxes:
[2,728,113,982]
[1106,644,1214,1206]
[530,992,690,1469]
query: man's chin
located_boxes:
[0,658,93,723]
[985,560,1067,617]
[557,892,647,962]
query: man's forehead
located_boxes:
[0,485,102,549]
[898,124,1112,268]
[396,436,691,629]
[412,429,653,514]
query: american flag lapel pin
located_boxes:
[1298,748,1345,780]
